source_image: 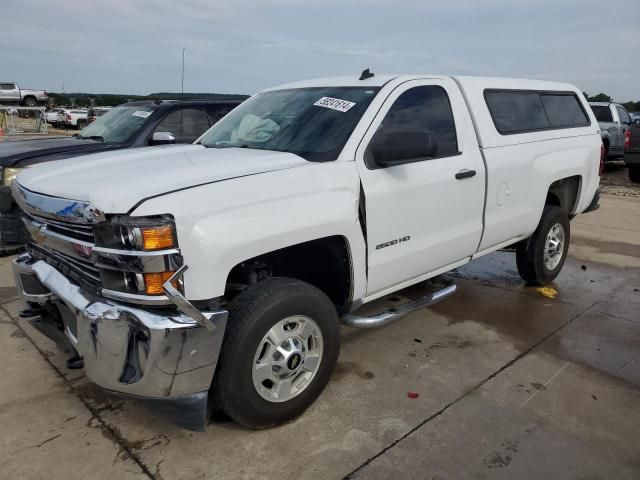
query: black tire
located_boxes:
[23,97,37,107]
[516,205,570,286]
[213,277,340,429]
[76,120,86,130]
[629,165,640,183]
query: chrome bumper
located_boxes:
[13,253,228,429]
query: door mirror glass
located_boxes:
[151,131,176,145]
[371,130,439,167]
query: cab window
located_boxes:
[366,85,458,168]
[154,108,211,143]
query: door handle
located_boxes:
[455,169,476,180]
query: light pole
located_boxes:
[181,48,185,97]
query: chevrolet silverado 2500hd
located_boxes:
[11,73,601,431]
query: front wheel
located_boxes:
[516,205,570,286]
[629,165,640,183]
[213,277,340,429]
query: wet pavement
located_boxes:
[0,194,638,480]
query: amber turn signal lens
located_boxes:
[144,271,176,295]
[141,225,174,250]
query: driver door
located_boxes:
[356,79,485,295]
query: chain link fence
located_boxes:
[0,106,48,138]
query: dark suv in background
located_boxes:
[0,99,242,250]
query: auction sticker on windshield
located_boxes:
[132,111,152,118]
[313,97,356,113]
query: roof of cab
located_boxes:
[264,74,581,93]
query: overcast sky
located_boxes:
[1,0,638,100]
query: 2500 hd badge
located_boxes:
[376,235,411,250]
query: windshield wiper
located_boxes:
[206,143,252,149]
[77,135,105,141]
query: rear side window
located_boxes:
[485,90,590,134]
[616,106,631,124]
[540,94,589,127]
[0,83,16,90]
[591,105,613,122]
[484,92,549,133]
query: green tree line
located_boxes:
[584,92,640,112]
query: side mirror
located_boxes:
[151,131,176,145]
[371,131,439,167]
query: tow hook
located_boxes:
[66,353,84,370]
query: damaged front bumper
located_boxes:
[13,253,228,431]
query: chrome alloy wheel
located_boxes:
[544,222,565,271]
[252,315,324,403]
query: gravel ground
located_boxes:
[600,160,640,197]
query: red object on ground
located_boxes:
[407,392,420,399]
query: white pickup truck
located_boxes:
[11,73,601,431]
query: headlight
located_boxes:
[94,216,177,251]
[2,167,23,186]
[93,215,183,299]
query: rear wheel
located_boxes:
[23,97,37,107]
[76,120,86,130]
[516,205,570,286]
[629,165,640,183]
[213,277,340,429]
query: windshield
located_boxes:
[78,105,156,144]
[199,87,379,162]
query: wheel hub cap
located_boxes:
[544,222,565,271]
[252,315,324,403]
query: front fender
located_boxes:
[131,162,367,302]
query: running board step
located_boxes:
[341,282,457,329]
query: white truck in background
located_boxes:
[60,109,89,129]
[12,72,601,431]
[0,82,48,106]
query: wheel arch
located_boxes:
[546,175,582,214]
[21,95,37,105]
[224,235,354,314]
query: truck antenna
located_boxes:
[359,68,374,80]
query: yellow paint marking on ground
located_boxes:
[536,287,558,299]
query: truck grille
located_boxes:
[12,183,104,294]
[24,211,95,243]
[21,213,100,293]
[28,243,101,293]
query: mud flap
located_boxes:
[117,391,210,432]
[583,188,600,213]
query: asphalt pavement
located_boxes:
[0,194,638,480]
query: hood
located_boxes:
[15,144,310,213]
[0,137,118,167]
